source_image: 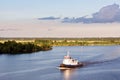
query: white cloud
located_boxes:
[62,4,120,23]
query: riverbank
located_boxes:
[0,38,120,46]
[0,40,52,54]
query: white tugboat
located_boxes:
[59,52,83,68]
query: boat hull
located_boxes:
[59,63,84,68]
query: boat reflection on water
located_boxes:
[60,69,76,80]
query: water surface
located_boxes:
[0,46,120,80]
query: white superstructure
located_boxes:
[62,52,79,65]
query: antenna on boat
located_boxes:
[67,51,70,56]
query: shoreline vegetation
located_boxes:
[0,37,120,54]
[0,40,52,54]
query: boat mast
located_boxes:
[67,51,70,56]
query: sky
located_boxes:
[0,0,120,38]
[0,0,120,20]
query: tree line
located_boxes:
[0,40,52,54]
[34,39,120,46]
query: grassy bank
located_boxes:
[0,38,120,46]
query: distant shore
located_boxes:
[0,37,120,46]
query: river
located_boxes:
[0,46,120,80]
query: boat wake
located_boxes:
[83,47,120,66]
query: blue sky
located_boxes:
[0,0,120,20]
